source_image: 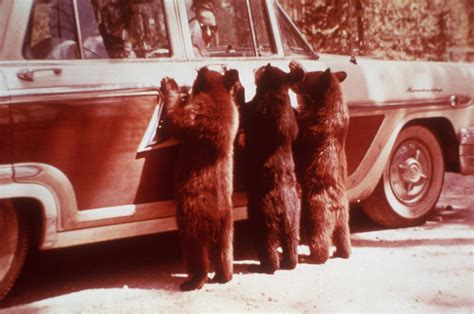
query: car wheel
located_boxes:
[0,201,29,300]
[361,125,445,227]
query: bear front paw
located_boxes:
[160,77,179,93]
[289,60,304,72]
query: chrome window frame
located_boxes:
[271,0,318,59]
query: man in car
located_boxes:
[189,2,218,57]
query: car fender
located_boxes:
[0,163,79,249]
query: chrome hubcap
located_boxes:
[390,140,432,206]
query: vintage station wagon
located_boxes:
[0,0,473,299]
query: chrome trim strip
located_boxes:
[76,204,136,223]
[175,0,195,60]
[246,0,259,57]
[137,104,163,153]
[51,206,247,249]
[273,0,318,59]
[13,163,79,231]
[164,0,179,58]
[0,165,13,181]
[7,85,161,104]
[349,95,472,111]
[72,0,85,59]
[266,0,284,57]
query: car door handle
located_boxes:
[17,67,62,82]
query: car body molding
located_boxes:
[4,84,161,105]
[0,163,61,248]
[13,162,78,231]
[349,94,471,111]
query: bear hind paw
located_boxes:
[333,247,351,259]
[210,272,233,284]
[179,274,208,291]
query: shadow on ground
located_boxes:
[1,201,472,308]
[0,231,183,308]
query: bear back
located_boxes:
[293,68,348,142]
[242,63,303,158]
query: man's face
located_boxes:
[196,10,217,46]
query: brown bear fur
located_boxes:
[160,67,240,291]
[239,63,303,274]
[291,65,351,264]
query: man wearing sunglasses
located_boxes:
[189,2,218,57]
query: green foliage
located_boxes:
[280,0,472,62]
[361,1,447,61]
[297,0,351,55]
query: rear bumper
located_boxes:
[460,127,474,175]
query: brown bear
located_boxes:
[291,65,351,264]
[160,66,240,291]
[239,63,303,274]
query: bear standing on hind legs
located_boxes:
[291,63,351,264]
[160,67,240,291]
[240,63,303,274]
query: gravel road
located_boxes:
[0,173,473,313]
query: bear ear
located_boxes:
[334,71,347,83]
[196,66,210,80]
[321,68,332,84]
[192,67,210,93]
[224,69,240,91]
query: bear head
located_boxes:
[192,66,241,95]
[291,68,347,106]
[254,63,304,93]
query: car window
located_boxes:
[273,1,313,57]
[23,0,80,60]
[23,0,170,60]
[186,0,255,58]
[80,0,170,59]
[250,0,274,56]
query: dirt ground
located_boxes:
[0,173,473,313]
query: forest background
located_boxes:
[280,0,474,62]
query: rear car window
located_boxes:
[23,0,79,59]
[23,0,171,60]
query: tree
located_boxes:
[280,0,472,62]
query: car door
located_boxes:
[3,0,183,230]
